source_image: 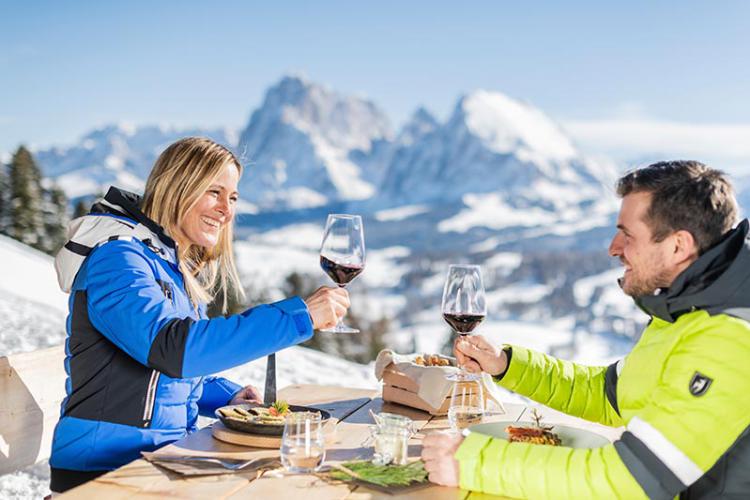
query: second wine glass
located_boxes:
[441,264,487,381]
[319,214,365,333]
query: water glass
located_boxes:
[280,412,325,473]
[447,378,484,433]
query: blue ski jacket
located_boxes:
[49,187,313,482]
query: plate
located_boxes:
[215,403,331,436]
[468,420,610,448]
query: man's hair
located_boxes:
[616,160,738,254]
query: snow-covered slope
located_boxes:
[0,234,67,354]
[236,75,394,209]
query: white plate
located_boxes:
[468,420,610,448]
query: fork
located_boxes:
[149,455,261,470]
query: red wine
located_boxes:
[320,255,364,286]
[443,313,485,334]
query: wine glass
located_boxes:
[280,412,326,473]
[447,377,484,434]
[319,214,365,333]
[441,264,486,381]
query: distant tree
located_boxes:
[206,263,252,318]
[73,199,89,218]
[0,161,10,236]
[40,184,69,254]
[9,146,45,249]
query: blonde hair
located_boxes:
[141,137,245,313]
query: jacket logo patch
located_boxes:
[689,372,712,397]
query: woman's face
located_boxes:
[178,161,240,249]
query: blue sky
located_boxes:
[1,1,749,171]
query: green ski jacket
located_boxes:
[456,219,750,499]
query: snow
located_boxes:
[438,193,558,233]
[0,234,67,313]
[462,91,578,166]
[360,246,411,288]
[483,252,523,273]
[438,190,617,234]
[573,267,640,319]
[486,283,551,309]
[375,205,430,222]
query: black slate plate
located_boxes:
[215,403,331,436]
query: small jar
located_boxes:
[371,427,410,465]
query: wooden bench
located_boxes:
[0,345,67,475]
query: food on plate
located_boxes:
[413,354,452,367]
[269,400,290,417]
[505,409,562,446]
[218,400,298,426]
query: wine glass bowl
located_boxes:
[442,264,487,380]
[319,214,365,333]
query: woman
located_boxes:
[49,137,348,493]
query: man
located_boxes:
[422,161,750,499]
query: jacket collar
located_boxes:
[93,187,177,251]
[635,219,750,322]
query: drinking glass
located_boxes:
[447,377,485,434]
[371,427,410,466]
[319,214,365,333]
[441,264,486,381]
[280,412,325,473]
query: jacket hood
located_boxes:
[54,187,177,293]
[636,219,750,322]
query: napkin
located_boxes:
[375,350,505,412]
[141,452,280,477]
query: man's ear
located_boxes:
[672,229,699,264]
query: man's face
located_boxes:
[608,191,676,297]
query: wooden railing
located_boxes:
[0,345,67,475]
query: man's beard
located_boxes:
[621,266,673,297]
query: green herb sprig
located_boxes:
[329,460,428,487]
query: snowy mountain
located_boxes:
[18,75,647,357]
[380,90,617,211]
[236,75,394,209]
[34,124,237,200]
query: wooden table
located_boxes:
[60,384,623,499]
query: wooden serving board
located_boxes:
[211,420,338,448]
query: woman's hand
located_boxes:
[229,384,263,405]
[421,431,463,486]
[454,335,508,376]
[304,286,350,330]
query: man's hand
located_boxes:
[421,431,464,487]
[454,335,508,376]
[304,286,350,330]
[229,384,262,405]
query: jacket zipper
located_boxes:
[143,369,160,427]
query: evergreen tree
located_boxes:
[41,184,69,254]
[9,146,44,249]
[73,199,89,219]
[0,161,9,236]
